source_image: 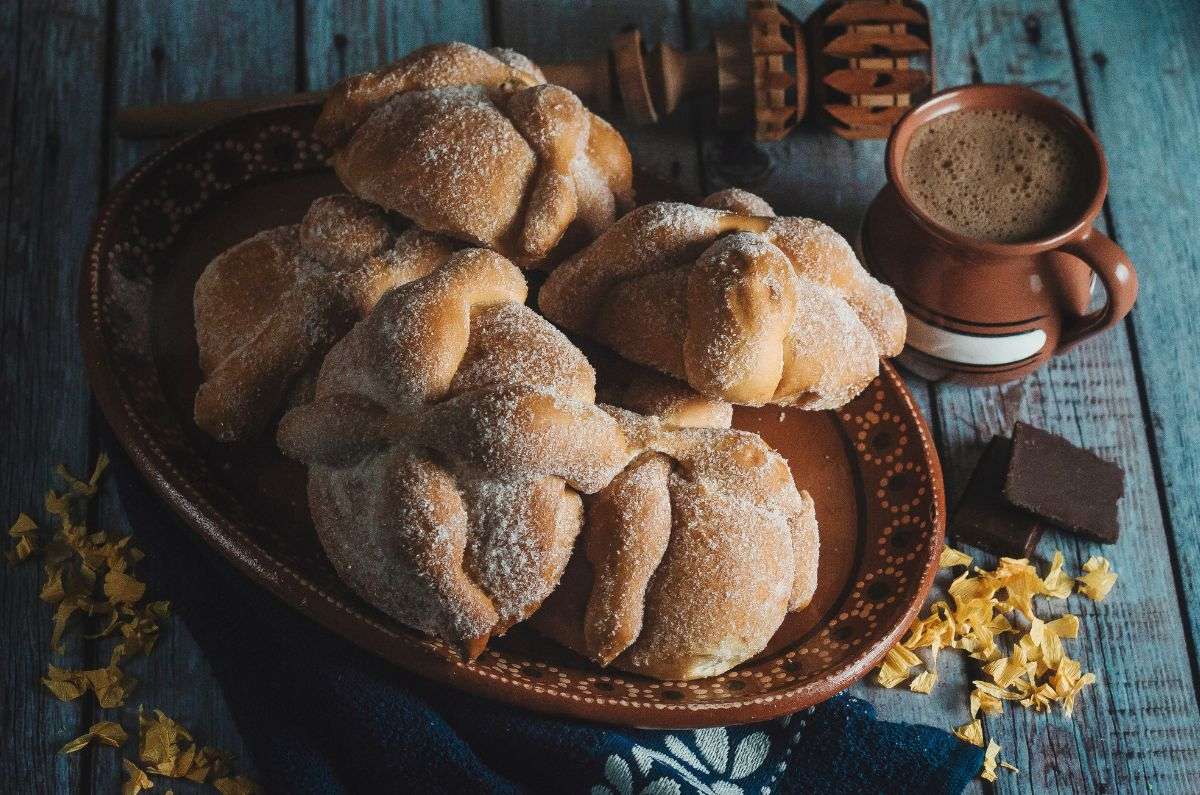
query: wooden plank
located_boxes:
[304,0,490,90]
[495,0,702,195]
[94,481,260,783]
[88,0,301,787]
[0,1,106,791]
[918,1,1200,792]
[1066,0,1200,682]
[109,0,297,178]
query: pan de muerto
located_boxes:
[315,42,634,265]
[276,253,818,674]
[276,248,630,658]
[538,189,906,409]
[193,194,458,441]
[534,373,818,680]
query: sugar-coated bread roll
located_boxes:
[315,42,634,266]
[539,190,906,409]
[275,255,819,678]
[193,194,457,441]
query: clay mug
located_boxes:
[860,84,1137,384]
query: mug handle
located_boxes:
[1054,227,1138,352]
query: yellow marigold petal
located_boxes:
[1077,556,1117,601]
[1045,614,1080,639]
[940,547,973,569]
[981,739,1002,782]
[213,775,262,795]
[909,670,938,694]
[875,643,922,688]
[953,719,984,748]
[122,759,153,795]
[970,688,1004,717]
[6,513,40,564]
[1040,550,1074,598]
[971,680,1026,700]
[60,720,129,754]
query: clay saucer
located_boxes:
[79,101,944,728]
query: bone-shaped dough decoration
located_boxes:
[193,194,457,441]
[315,42,635,265]
[277,253,819,677]
[538,189,906,410]
[534,374,819,680]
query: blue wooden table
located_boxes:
[3,1,1199,792]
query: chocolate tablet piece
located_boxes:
[1003,421,1124,543]
[951,435,1045,558]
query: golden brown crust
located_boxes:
[194,227,301,374]
[539,191,906,410]
[275,250,819,675]
[332,87,537,255]
[535,391,820,681]
[538,202,768,330]
[594,268,690,379]
[502,84,584,259]
[683,233,798,405]
[616,370,733,429]
[192,195,459,442]
[314,42,538,147]
[277,250,639,657]
[618,473,794,679]
[316,43,634,265]
[701,187,776,217]
[582,453,672,665]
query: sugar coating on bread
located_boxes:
[416,385,635,494]
[317,42,633,266]
[338,87,537,253]
[449,303,596,402]
[683,232,798,404]
[464,475,582,631]
[539,190,906,409]
[534,376,820,681]
[278,254,820,675]
[278,249,632,656]
[485,46,547,82]
[616,370,733,428]
[192,194,458,442]
[538,202,761,330]
[619,474,795,678]
[314,42,537,146]
[701,187,777,217]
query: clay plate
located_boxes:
[79,102,944,728]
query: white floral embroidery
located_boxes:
[594,726,773,795]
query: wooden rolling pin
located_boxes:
[117,90,329,138]
[114,2,932,142]
[114,30,707,139]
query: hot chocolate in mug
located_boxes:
[860,84,1137,384]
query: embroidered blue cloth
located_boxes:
[107,431,982,794]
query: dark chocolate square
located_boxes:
[950,435,1044,558]
[1003,422,1124,544]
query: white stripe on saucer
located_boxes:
[905,313,1047,367]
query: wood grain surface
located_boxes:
[1067,0,1200,687]
[2,1,1199,792]
[1,2,106,792]
[86,2,302,789]
[917,1,1200,792]
[304,0,490,91]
